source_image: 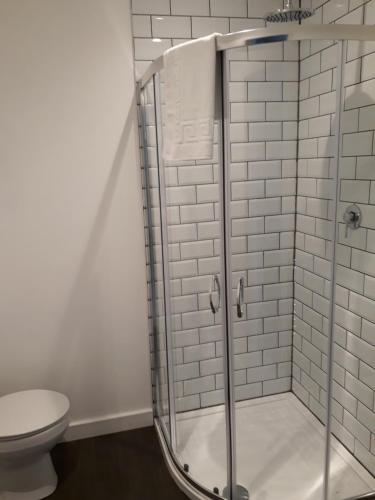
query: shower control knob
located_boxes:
[343,204,361,238]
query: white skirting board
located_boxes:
[63,408,153,442]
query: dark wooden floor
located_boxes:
[50,426,188,500]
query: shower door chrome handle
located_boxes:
[209,275,221,314]
[236,277,244,318]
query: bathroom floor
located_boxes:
[176,393,375,500]
[49,394,375,500]
[50,426,188,500]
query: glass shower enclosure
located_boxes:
[139,25,375,500]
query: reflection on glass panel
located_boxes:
[154,69,229,495]
[141,80,170,438]
[228,39,330,500]
[328,39,375,499]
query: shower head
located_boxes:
[264,0,314,23]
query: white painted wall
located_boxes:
[0,0,152,435]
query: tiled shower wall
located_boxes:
[133,0,296,412]
[293,0,375,475]
[227,40,298,401]
[134,0,375,475]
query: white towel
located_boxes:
[162,34,220,162]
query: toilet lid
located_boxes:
[0,390,70,440]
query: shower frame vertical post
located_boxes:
[218,49,238,500]
[153,73,177,451]
[322,40,346,500]
[138,83,162,421]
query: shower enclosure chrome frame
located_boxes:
[138,24,375,500]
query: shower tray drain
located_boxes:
[222,484,249,500]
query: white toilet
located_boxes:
[0,390,70,500]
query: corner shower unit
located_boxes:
[139,24,375,500]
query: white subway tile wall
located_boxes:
[133,0,298,415]
[295,0,375,476]
[228,36,298,404]
[134,0,375,476]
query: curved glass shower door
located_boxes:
[147,71,232,497]
[223,35,375,500]
[140,79,171,441]
[327,38,375,499]
[224,38,329,500]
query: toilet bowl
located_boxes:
[0,390,70,500]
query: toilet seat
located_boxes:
[0,390,70,441]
